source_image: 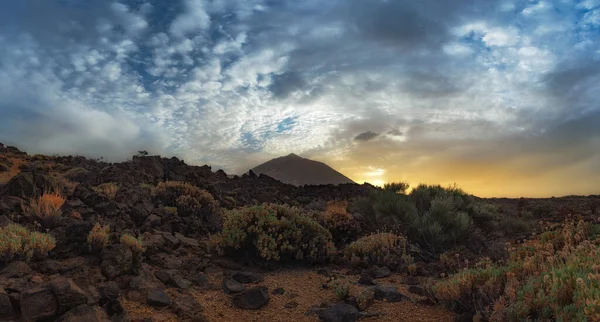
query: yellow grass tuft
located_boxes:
[23,190,66,228]
[87,223,110,250]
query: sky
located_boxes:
[0,0,599,197]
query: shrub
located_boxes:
[153,181,222,232]
[499,216,530,235]
[383,182,409,194]
[94,182,119,200]
[352,190,417,229]
[0,223,55,262]
[432,219,600,321]
[333,282,350,301]
[210,204,334,263]
[22,190,66,228]
[468,202,500,232]
[405,196,472,256]
[120,234,145,254]
[345,232,413,270]
[88,223,110,251]
[314,200,361,246]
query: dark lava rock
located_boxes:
[2,172,56,198]
[272,288,285,295]
[1,261,32,278]
[372,285,405,302]
[231,271,265,284]
[99,281,121,305]
[284,301,298,309]
[171,275,193,290]
[20,287,58,321]
[173,296,204,320]
[49,277,89,315]
[318,303,360,322]
[232,286,270,310]
[368,266,391,279]
[56,305,110,322]
[222,278,245,294]
[357,272,376,286]
[146,289,171,307]
[101,245,133,279]
[408,285,427,296]
[456,312,474,322]
[0,289,15,320]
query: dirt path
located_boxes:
[193,269,454,322]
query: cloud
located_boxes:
[0,0,599,196]
[354,131,380,142]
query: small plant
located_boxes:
[162,206,178,216]
[22,190,66,229]
[210,204,334,263]
[314,200,361,246]
[0,223,55,262]
[333,282,350,301]
[94,182,119,200]
[87,223,110,251]
[120,234,145,253]
[345,232,413,270]
[153,181,222,232]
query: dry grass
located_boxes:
[22,190,66,228]
[0,157,24,184]
[0,223,56,262]
[94,182,119,200]
[120,234,145,253]
[325,200,349,216]
[88,223,110,251]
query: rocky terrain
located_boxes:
[1,142,599,322]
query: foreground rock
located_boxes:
[0,289,15,320]
[49,277,88,315]
[56,305,110,322]
[20,287,58,321]
[318,303,360,322]
[232,286,270,310]
[146,289,171,307]
[371,285,405,302]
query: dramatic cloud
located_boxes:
[0,0,599,196]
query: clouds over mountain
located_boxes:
[0,0,599,196]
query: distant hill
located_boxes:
[250,153,355,186]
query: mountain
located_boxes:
[250,153,355,186]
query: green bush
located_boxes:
[0,223,56,262]
[432,219,600,321]
[210,204,335,263]
[500,216,530,235]
[153,181,222,231]
[345,232,413,270]
[312,200,361,246]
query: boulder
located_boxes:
[146,289,171,307]
[456,312,474,322]
[2,172,56,198]
[1,261,32,278]
[371,285,405,303]
[49,277,88,315]
[20,287,58,321]
[368,266,391,279]
[408,285,427,296]
[56,305,110,322]
[318,303,360,322]
[222,278,245,294]
[232,286,270,310]
[231,271,265,284]
[357,272,376,286]
[101,245,133,279]
[98,282,121,305]
[173,296,204,320]
[0,289,15,320]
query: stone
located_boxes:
[174,233,200,247]
[20,287,58,321]
[272,288,285,295]
[318,303,360,322]
[0,289,15,320]
[146,289,171,307]
[222,278,245,294]
[173,296,203,319]
[99,281,121,305]
[171,275,193,290]
[231,271,265,284]
[56,305,110,322]
[284,301,298,309]
[49,277,88,314]
[232,286,270,310]
[372,285,405,303]
[30,276,44,284]
[1,261,32,278]
[456,312,474,322]
[408,285,427,296]
[368,266,391,279]
[357,272,376,286]
[101,245,133,279]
